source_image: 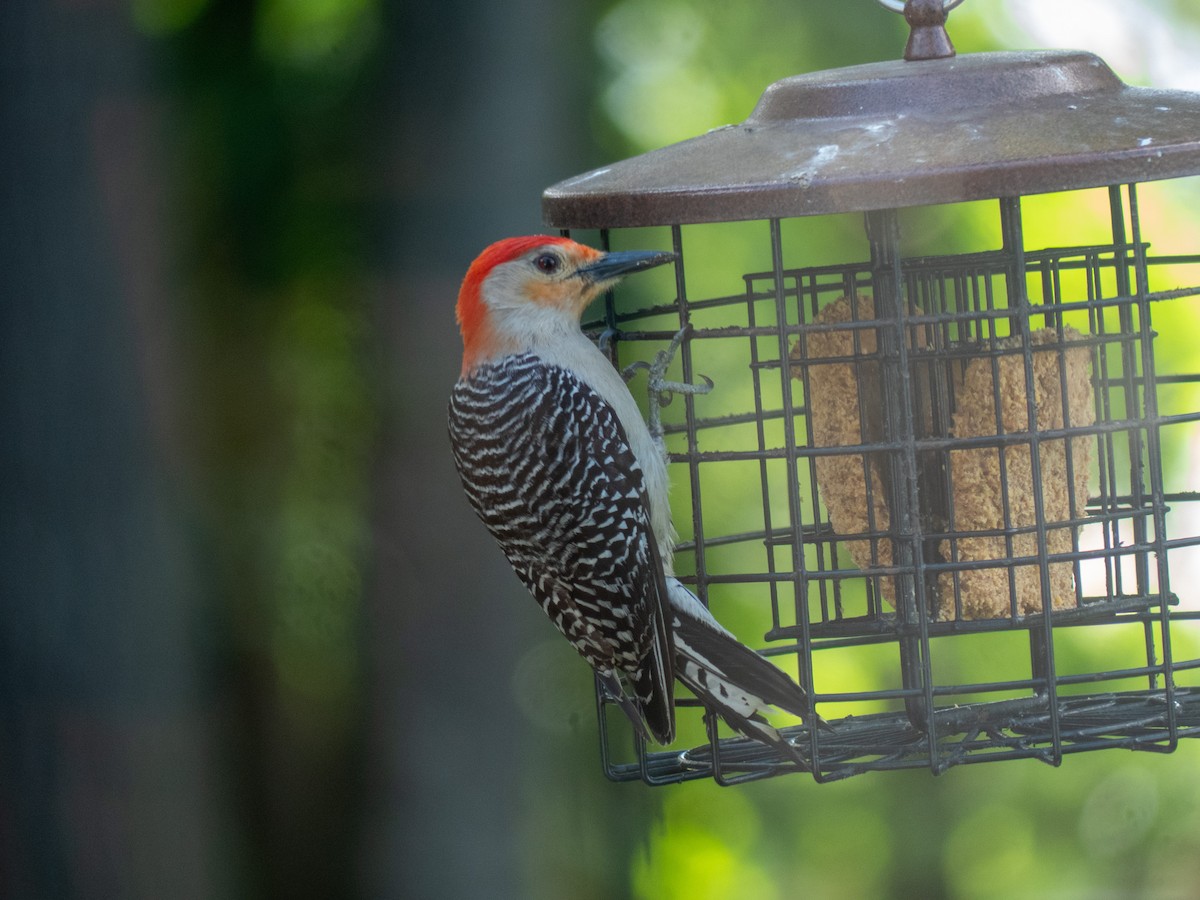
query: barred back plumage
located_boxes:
[448,353,675,744]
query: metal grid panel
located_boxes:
[579,184,1200,784]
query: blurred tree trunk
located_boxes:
[0,1,226,897]
[363,1,661,898]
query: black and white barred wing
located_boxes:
[448,353,675,744]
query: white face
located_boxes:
[479,246,603,345]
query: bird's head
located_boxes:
[455,235,675,374]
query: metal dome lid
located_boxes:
[542,46,1200,229]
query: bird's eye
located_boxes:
[534,253,560,274]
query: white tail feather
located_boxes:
[666,578,829,754]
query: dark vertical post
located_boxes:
[769,218,823,773]
[1108,185,1152,601]
[1000,196,1063,763]
[1126,184,1178,747]
[865,209,936,746]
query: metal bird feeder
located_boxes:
[543,0,1200,784]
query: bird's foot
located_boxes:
[621,325,713,447]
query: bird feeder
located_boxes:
[543,0,1200,785]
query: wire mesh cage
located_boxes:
[543,5,1200,785]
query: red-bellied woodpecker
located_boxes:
[448,235,826,759]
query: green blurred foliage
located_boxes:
[132,0,212,35]
[138,0,383,893]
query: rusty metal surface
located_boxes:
[543,51,1200,228]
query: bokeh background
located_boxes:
[3,1,1200,897]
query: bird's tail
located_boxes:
[666,579,830,762]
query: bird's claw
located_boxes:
[620,358,652,383]
[650,372,714,401]
[598,328,620,359]
[624,325,714,449]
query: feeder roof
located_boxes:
[543,50,1200,228]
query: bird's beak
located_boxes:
[577,249,677,285]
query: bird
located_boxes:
[447,235,826,761]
